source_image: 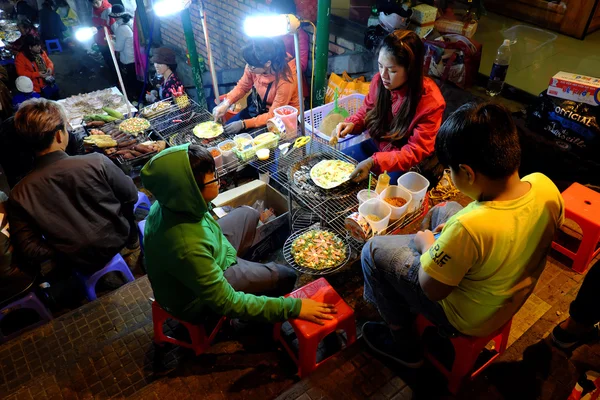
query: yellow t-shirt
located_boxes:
[420,173,564,337]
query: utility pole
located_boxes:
[313,0,331,107]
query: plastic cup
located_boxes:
[397,172,430,213]
[274,105,298,137]
[357,189,379,206]
[380,185,412,220]
[207,147,222,171]
[218,139,236,167]
[358,198,391,234]
[259,172,270,184]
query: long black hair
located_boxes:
[242,37,292,83]
[22,35,43,62]
[364,30,425,143]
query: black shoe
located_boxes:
[551,323,599,350]
[362,321,424,368]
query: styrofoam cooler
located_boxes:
[304,94,370,151]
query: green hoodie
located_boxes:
[141,144,301,323]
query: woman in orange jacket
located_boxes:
[212,37,300,135]
[15,35,59,99]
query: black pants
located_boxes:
[121,62,141,101]
[570,259,600,327]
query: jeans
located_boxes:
[570,260,600,327]
[362,201,464,332]
[342,138,402,183]
[217,206,297,298]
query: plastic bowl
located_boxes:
[207,147,222,170]
[380,185,412,220]
[397,172,430,213]
[233,133,253,150]
[357,189,379,206]
[358,198,392,234]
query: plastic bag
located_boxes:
[379,12,409,31]
[325,73,371,103]
[526,90,600,160]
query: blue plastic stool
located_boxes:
[134,191,151,214]
[0,292,53,343]
[75,254,135,301]
[138,220,145,253]
[45,39,62,54]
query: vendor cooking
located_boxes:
[335,30,446,182]
[150,47,183,101]
[212,37,300,135]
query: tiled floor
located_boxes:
[474,12,600,96]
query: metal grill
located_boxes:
[282,226,352,276]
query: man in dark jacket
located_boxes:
[39,1,67,42]
[8,98,139,275]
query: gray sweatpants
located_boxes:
[218,206,297,298]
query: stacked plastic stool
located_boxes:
[75,253,135,300]
[152,300,226,355]
[45,39,62,54]
[138,220,146,253]
[0,292,53,342]
[415,314,512,394]
[134,191,151,213]
[273,277,357,377]
[552,183,600,274]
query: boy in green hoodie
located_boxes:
[141,144,336,325]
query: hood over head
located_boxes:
[141,143,208,219]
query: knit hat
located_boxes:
[108,4,131,18]
[16,76,34,93]
[150,47,177,65]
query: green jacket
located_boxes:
[141,144,301,322]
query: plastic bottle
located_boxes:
[375,171,390,195]
[486,39,512,97]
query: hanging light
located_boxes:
[243,14,300,37]
[74,27,98,42]
[153,0,192,17]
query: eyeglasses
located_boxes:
[247,64,266,73]
[202,170,220,187]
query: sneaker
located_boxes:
[362,321,424,368]
[551,323,599,350]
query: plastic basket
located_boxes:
[304,94,369,151]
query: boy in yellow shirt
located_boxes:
[361,103,564,368]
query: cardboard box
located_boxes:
[212,180,289,248]
[548,71,600,106]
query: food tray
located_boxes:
[139,99,174,119]
[234,132,280,162]
[287,153,357,202]
[283,226,352,275]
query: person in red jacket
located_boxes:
[89,0,115,71]
[15,35,59,99]
[336,30,446,183]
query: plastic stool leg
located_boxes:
[339,317,357,345]
[572,230,600,273]
[297,336,320,378]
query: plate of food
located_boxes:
[309,159,355,189]
[193,121,223,139]
[119,118,150,136]
[140,101,172,118]
[287,228,349,272]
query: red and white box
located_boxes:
[548,71,600,106]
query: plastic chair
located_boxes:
[0,292,53,343]
[551,183,600,274]
[138,220,146,253]
[45,39,62,54]
[273,278,357,377]
[75,253,135,301]
[415,314,512,394]
[152,300,226,356]
[134,191,151,214]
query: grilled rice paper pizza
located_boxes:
[193,121,224,139]
[119,118,151,136]
[291,230,347,270]
[309,160,355,189]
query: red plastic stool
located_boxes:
[152,300,225,356]
[415,315,512,394]
[552,183,600,274]
[273,278,357,377]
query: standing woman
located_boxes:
[336,30,446,182]
[150,47,183,101]
[109,5,138,99]
[89,0,115,71]
[212,37,299,135]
